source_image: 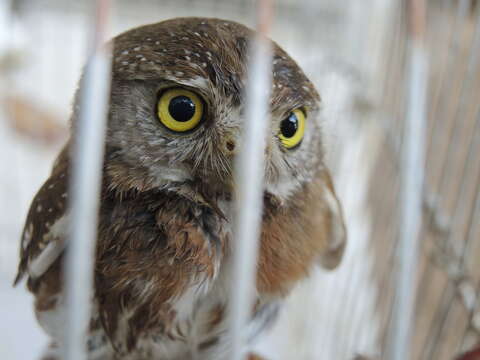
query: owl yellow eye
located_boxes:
[278,108,305,149]
[157,88,204,132]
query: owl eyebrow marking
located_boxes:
[180,76,210,91]
[161,74,209,94]
[189,76,209,87]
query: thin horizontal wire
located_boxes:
[63,1,112,360]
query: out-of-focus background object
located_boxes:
[1,0,479,359]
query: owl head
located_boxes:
[77,17,323,203]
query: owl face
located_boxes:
[94,18,322,201]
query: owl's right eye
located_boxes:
[157,88,204,132]
[278,108,306,149]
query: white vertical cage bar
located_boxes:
[64,1,112,360]
[228,1,273,360]
[387,0,428,359]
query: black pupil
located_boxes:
[168,95,196,122]
[280,113,298,138]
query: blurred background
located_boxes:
[1,0,479,359]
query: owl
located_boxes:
[14,17,346,360]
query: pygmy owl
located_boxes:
[14,17,346,360]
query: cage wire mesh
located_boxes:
[1,0,480,359]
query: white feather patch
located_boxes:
[28,214,70,279]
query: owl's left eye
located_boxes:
[157,88,204,132]
[278,108,306,149]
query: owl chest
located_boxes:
[136,244,234,359]
[146,252,279,360]
[97,195,280,358]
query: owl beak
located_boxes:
[222,136,237,157]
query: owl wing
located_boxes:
[15,145,225,354]
[14,145,70,287]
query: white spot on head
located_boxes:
[184,76,209,90]
[37,204,43,212]
[155,41,160,45]
[48,208,53,213]
[202,62,207,68]
[133,46,141,51]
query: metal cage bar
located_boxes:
[64,2,112,360]
[386,0,428,359]
[228,1,273,360]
